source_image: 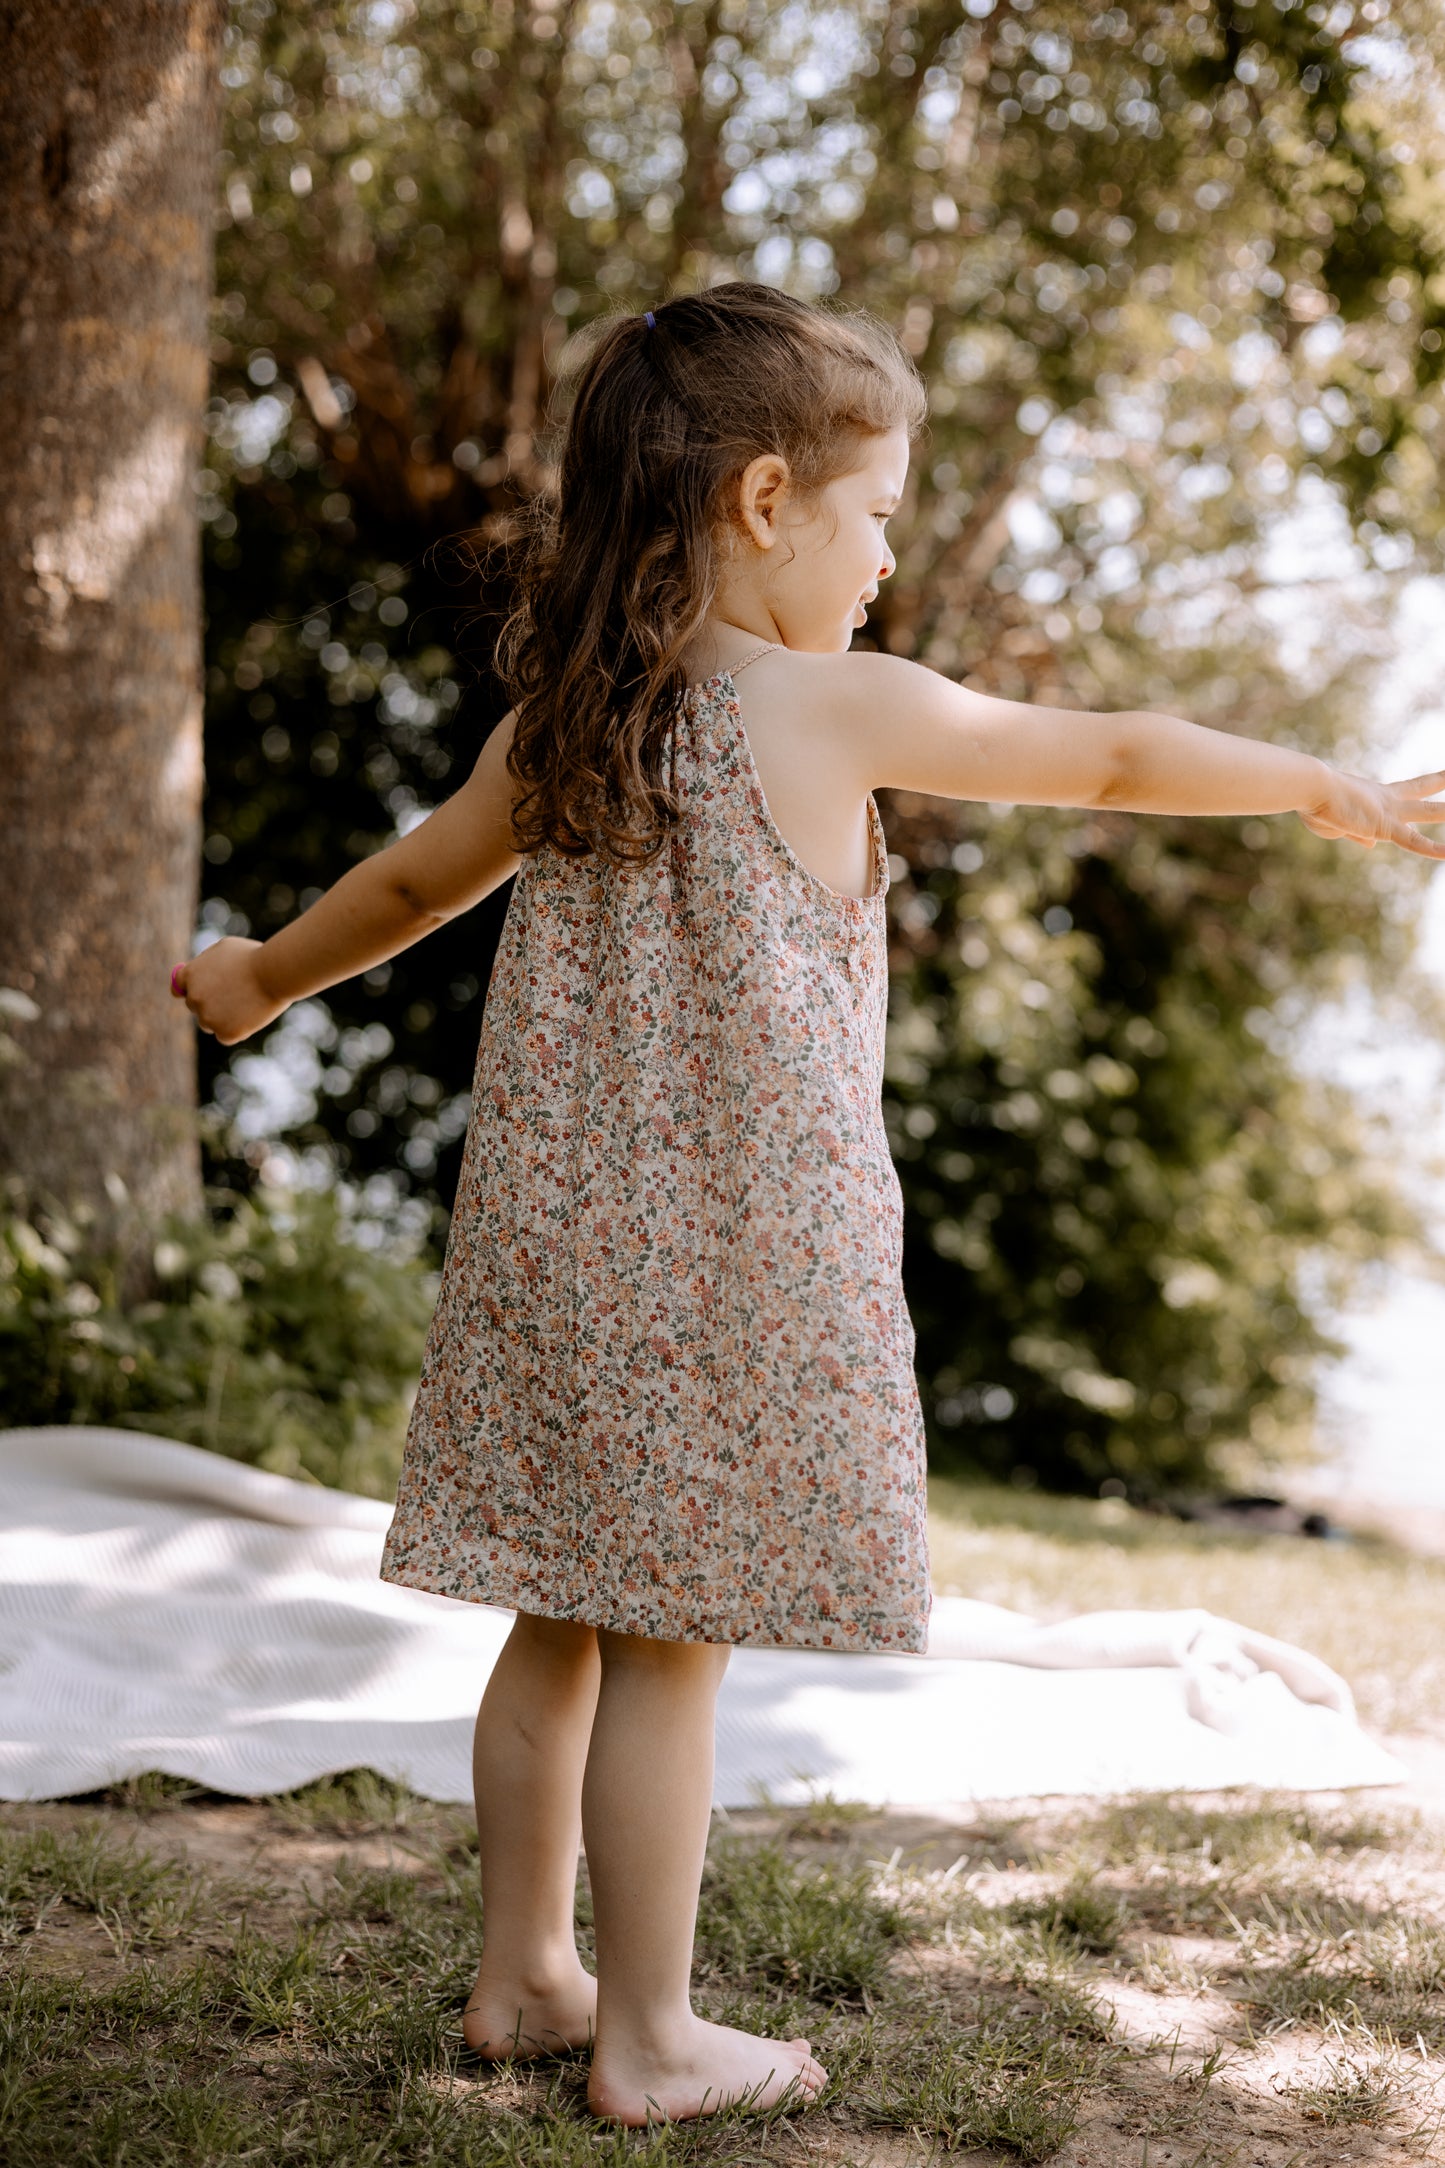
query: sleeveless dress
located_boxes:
[379,647,933,1653]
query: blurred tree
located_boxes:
[0,0,226,1283]
[198,0,1445,1488]
[880,652,1425,1491]
[0,0,226,1293]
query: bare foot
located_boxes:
[462,1959,598,2059]
[587,2013,828,2125]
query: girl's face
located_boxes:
[732,425,911,652]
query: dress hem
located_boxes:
[378,1555,933,1657]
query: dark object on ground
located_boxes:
[1152,1494,1339,1540]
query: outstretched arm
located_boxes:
[172,711,523,1044]
[838,652,1445,858]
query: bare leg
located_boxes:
[464,1610,602,2057]
[584,1628,828,2125]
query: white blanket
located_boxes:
[0,1426,1405,1807]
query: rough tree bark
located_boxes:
[0,0,225,1286]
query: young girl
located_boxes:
[173,280,1445,2128]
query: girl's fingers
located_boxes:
[1387,769,1445,798]
[1385,820,1445,861]
[1304,802,1445,857]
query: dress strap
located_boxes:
[728,639,781,679]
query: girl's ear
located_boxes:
[736,452,791,551]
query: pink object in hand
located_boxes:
[170,965,185,996]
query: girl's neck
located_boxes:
[681,617,782,686]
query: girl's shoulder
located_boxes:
[745,646,936,719]
[734,648,940,794]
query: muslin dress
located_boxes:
[379,644,933,1652]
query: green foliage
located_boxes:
[0,1181,435,1498]
[885,780,1424,1491]
[190,0,1445,1491]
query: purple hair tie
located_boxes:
[644,310,656,329]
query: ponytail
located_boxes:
[494,280,926,867]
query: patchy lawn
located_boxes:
[5,1773,1445,2165]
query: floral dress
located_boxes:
[380,646,932,1652]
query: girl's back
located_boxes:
[379,644,933,1652]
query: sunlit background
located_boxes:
[180,0,1445,1509]
[1308,576,1445,1514]
[12,0,1445,1511]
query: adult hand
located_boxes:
[1299,767,1445,858]
[169,938,290,1045]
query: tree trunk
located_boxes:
[0,0,224,1287]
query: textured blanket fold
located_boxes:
[0,1427,1405,1805]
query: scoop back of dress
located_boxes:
[380,666,932,1651]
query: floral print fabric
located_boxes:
[380,670,933,1652]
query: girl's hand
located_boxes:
[1299,767,1445,858]
[164,714,524,1036]
[169,938,291,1045]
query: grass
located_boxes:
[264,1766,430,1838]
[857,2016,1105,2162]
[1278,2048,1405,2126]
[1003,1877,1131,1956]
[0,1821,215,1955]
[1239,1916,1445,2051]
[695,1835,914,2001]
[1076,1792,1403,1869]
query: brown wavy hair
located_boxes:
[495,281,928,867]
